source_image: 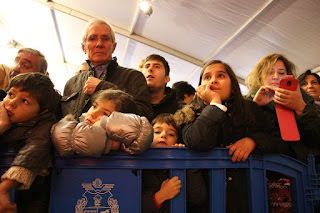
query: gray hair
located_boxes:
[18,48,48,74]
[81,18,116,45]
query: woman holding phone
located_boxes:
[246,53,320,162]
[245,53,320,212]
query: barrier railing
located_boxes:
[1,148,319,212]
[49,148,319,213]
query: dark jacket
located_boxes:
[0,111,56,173]
[247,89,320,163]
[152,87,180,119]
[61,58,153,121]
[175,98,290,213]
[0,112,57,212]
[178,99,289,154]
[142,169,208,213]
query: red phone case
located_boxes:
[275,76,300,141]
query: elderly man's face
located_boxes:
[82,23,117,67]
[10,52,39,79]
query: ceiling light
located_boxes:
[140,0,153,17]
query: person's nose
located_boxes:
[7,98,17,109]
[10,64,20,79]
[96,37,104,48]
[210,77,217,84]
[272,72,280,80]
[147,65,153,73]
[307,82,313,89]
[89,108,99,119]
[160,131,167,138]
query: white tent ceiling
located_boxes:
[0,0,319,94]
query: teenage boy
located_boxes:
[141,54,180,118]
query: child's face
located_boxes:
[151,122,178,147]
[3,86,40,123]
[84,98,116,126]
[200,63,232,101]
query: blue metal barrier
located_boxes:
[48,148,318,213]
[1,149,318,212]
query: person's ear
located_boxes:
[82,43,86,54]
[165,76,170,84]
[112,42,117,53]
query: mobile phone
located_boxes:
[275,75,300,141]
[279,75,298,91]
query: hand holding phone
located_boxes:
[275,75,300,141]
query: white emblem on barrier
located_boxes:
[75,178,119,213]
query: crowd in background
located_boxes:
[0,18,320,213]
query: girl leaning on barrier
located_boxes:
[174,60,290,212]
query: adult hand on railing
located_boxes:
[226,137,256,162]
[154,176,181,206]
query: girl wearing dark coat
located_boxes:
[174,60,290,212]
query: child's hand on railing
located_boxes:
[154,176,182,206]
[171,144,185,147]
[0,180,17,213]
[226,137,256,162]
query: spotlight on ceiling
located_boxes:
[140,0,153,17]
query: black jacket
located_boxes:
[180,100,290,154]
[247,89,320,163]
[61,58,153,121]
[152,87,180,119]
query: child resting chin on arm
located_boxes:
[0,73,61,212]
[51,89,153,157]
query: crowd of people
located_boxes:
[0,18,320,213]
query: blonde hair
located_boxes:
[138,59,145,71]
[245,53,296,93]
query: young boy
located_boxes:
[142,113,208,213]
[0,72,61,212]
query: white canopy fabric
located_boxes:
[0,0,319,94]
